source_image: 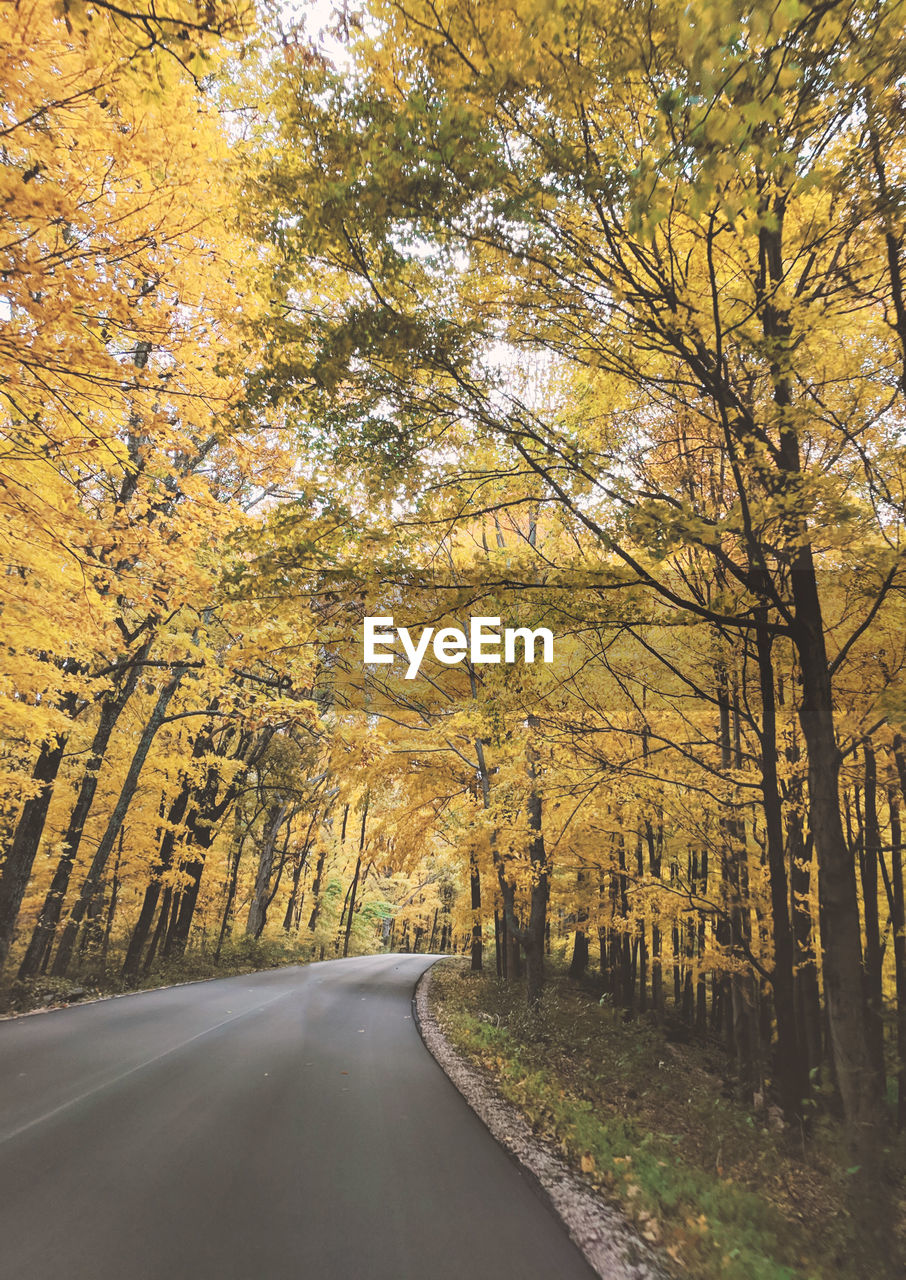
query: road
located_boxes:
[0,954,597,1280]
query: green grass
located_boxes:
[429,961,903,1280]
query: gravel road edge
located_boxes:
[413,960,672,1280]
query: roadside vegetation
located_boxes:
[0,935,307,1017]
[429,960,906,1280]
[0,862,451,1018]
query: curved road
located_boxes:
[0,954,596,1280]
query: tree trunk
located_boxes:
[246,800,289,939]
[309,806,344,933]
[861,745,886,1084]
[215,809,249,961]
[569,926,589,979]
[123,719,239,978]
[645,819,664,1019]
[0,731,68,971]
[342,804,368,958]
[165,859,205,956]
[121,777,193,980]
[168,771,248,960]
[889,742,906,1131]
[505,788,548,1005]
[51,673,183,976]
[635,838,648,1014]
[791,833,823,1071]
[143,886,172,974]
[791,560,885,1174]
[98,828,124,968]
[755,616,809,1120]
[307,846,329,932]
[283,857,305,932]
[469,851,482,972]
[18,662,142,980]
[341,857,361,957]
[717,661,758,1096]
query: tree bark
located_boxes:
[121,775,194,980]
[283,856,305,932]
[309,805,345,933]
[51,673,183,976]
[469,851,482,972]
[215,807,251,961]
[791,559,885,1172]
[499,747,548,1005]
[164,746,253,958]
[342,803,368,958]
[164,858,205,956]
[143,885,172,974]
[98,828,124,968]
[342,856,362,958]
[755,616,808,1120]
[889,741,906,1131]
[0,732,69,971]
[283,808,320,932]
[245,800,289,939]
[18,661,142,980]
[307,845,329,932]
[861,744,886,1084]
[569,925,589,979]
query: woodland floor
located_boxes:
[428,959,906,1280]
[0,935,315,1017]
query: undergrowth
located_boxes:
[428,960,905,1280]
[0,935,313,1015]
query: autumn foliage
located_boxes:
[3,1,906,1262]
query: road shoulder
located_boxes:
[414,960,669,1280]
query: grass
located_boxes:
[428,960,905,1280]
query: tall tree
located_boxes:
[247,0,906,1186]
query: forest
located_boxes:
[2,0,906,1269]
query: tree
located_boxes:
[247,0,906,1195]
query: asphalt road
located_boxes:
[0,954,597,1280]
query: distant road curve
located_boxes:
[0,954,597,1280]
